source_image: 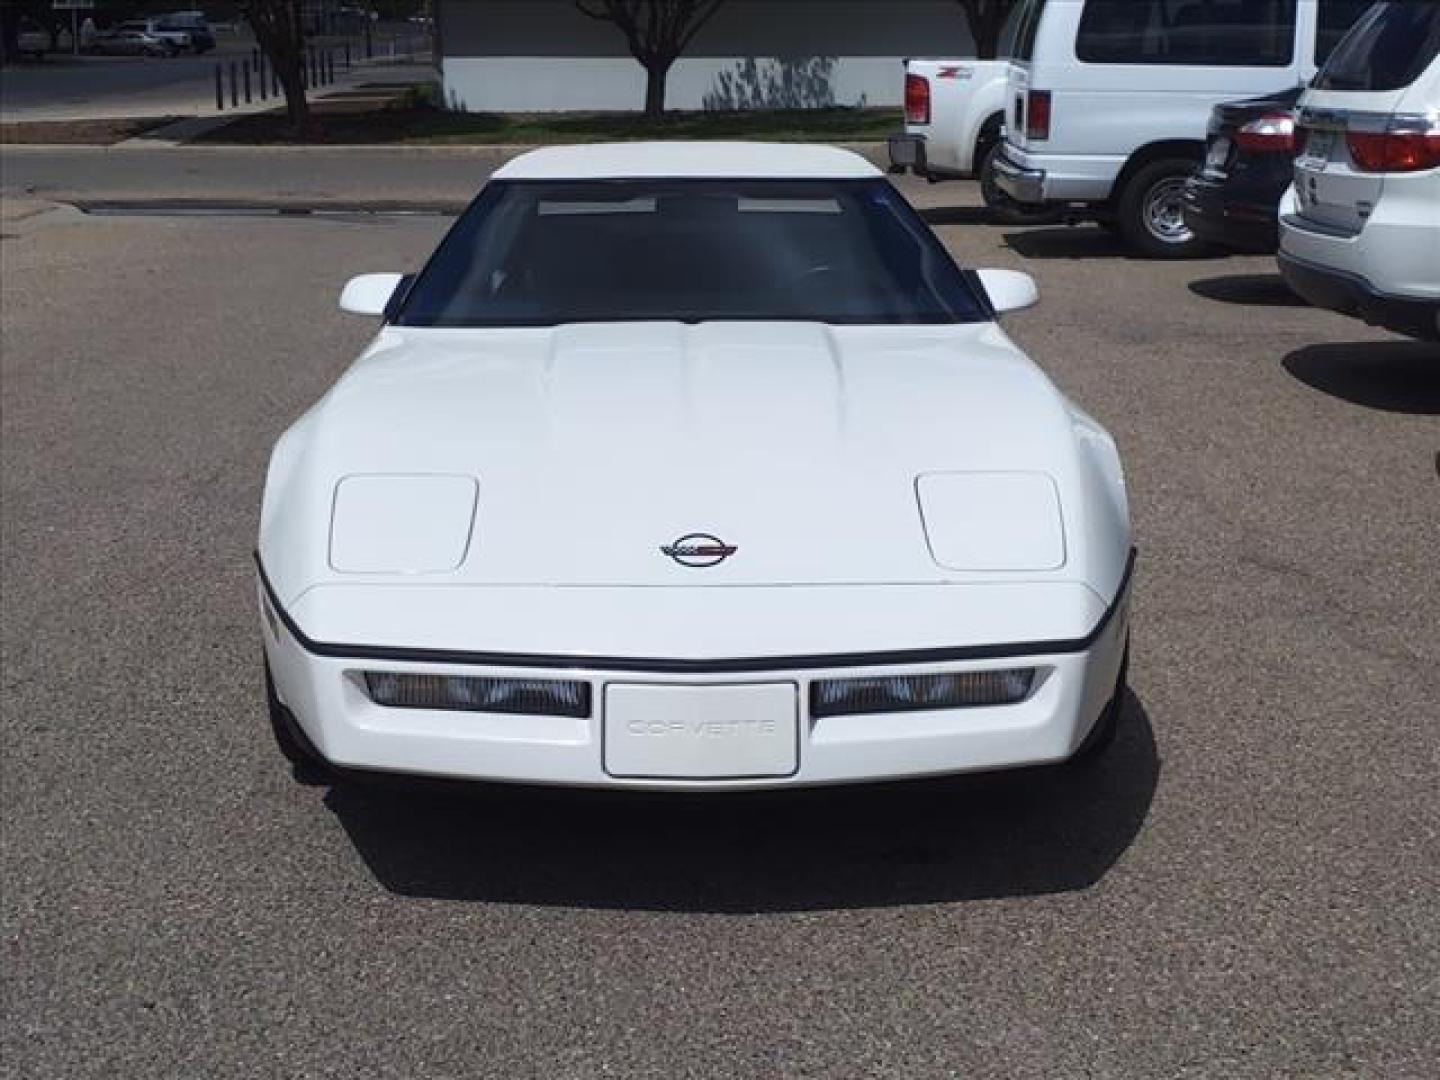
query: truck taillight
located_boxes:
[1345,128,1440,173]
[1025,90,1051,141]
[1235,113,1296,153]
[905,74,930,125]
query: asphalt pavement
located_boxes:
[0,145,513,208]
[2,164,1438,1078]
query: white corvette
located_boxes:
[258,142,1134,789]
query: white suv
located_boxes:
[1279,1,1440,341]
[994,0,1373,257]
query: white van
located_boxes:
[994,0,1374,256]
[1279,2,1440,340]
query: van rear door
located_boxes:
[1004,0,1047,152]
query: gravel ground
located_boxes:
[2,179,1437,1078]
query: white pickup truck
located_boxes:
[887,58,1014,206]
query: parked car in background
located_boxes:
[1181,87,1305,252]
[888,2,1027,208]
[87,29,176,58]
[995,0,1373,257]
[157,11,216,53]
[15,20,51,60]
[116,19,190,54]
[1279,0,1440,341]
[889,57,1013,204]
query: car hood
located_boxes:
[261,321,1126,596]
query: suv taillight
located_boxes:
[1346,128,1440,173]
[1235,113,1296,153]
[905,74,930,125]
[1025,90,1051,141]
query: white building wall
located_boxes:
[441,55,916,112]
[437,0,976,113]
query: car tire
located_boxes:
[1071,640,1129,762]
[1117,158,1211,259]
[264,659,331,781]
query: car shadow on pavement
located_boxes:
[917,206,993,227]
[1188,273,1308,308]
[1000,225,1135,260]
[1283,341,1440,415]
[323,694,1159,914]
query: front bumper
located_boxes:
[258,556,1134,791]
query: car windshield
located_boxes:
[394,179,990,328]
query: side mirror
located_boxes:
[976,268,1039,315]
[339,272,405,316]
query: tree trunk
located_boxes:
[245,1,313,138]
[643,62,668,120]
[973,26,999,60]
[957,0,1016,61]
[277,59,311,134]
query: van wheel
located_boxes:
[1117,159,1209,259]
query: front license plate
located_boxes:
[1205,136,1231,170]
[603,683,798,779]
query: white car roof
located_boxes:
[492,142,883,181]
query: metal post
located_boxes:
[243,61,252,104]
[272,63,280,98]
[230,61,238,108]
[215,64,224,111]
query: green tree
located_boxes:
[575,0,727,119]
[956,0,1019,60]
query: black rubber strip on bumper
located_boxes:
[254,548,1137,675]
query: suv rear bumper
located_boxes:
[1279,252,1440,342]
